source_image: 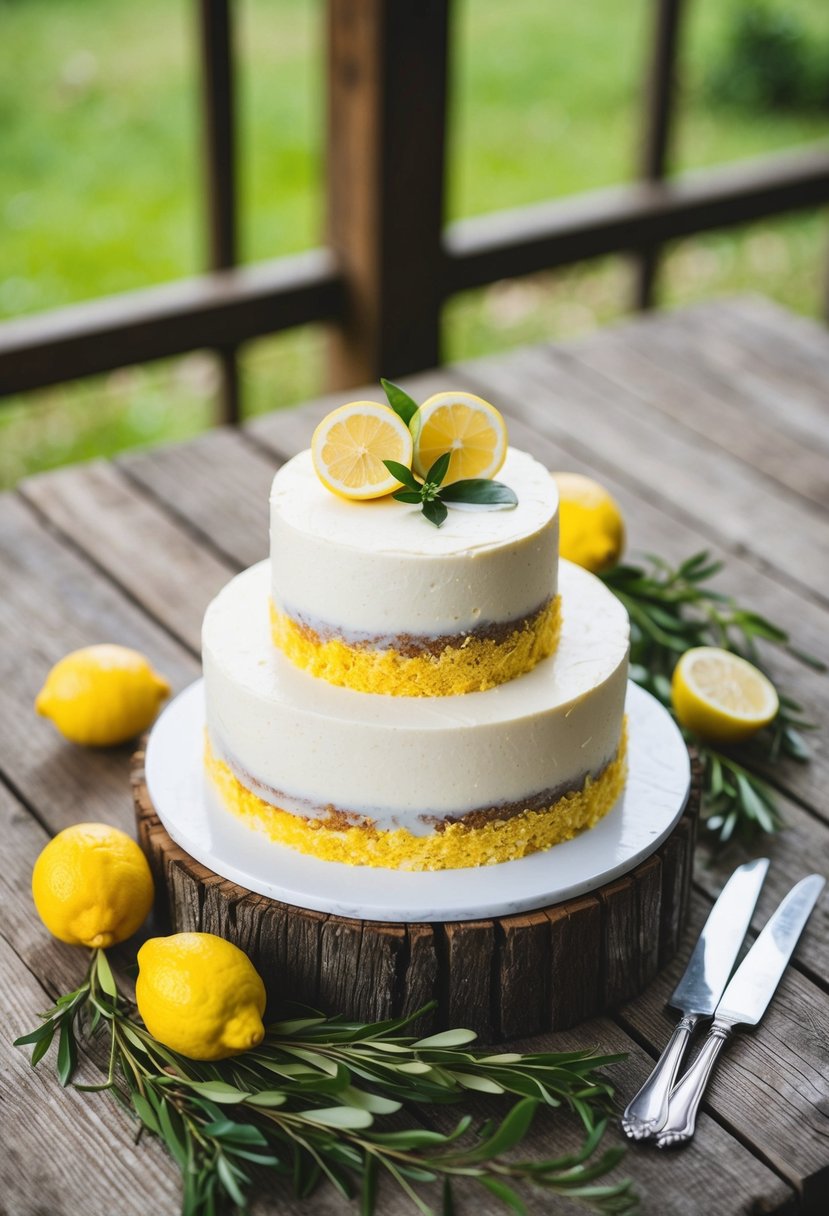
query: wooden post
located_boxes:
[198,0,241,424]
[633,0,685,311]
[325,0,450,388]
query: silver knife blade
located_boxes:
[670,857,769,1016]
[715,873,825,1026]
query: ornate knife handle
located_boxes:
[620,1013,700,1140]
[656,1018,734,1147]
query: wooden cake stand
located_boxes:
[132,747,700,1042]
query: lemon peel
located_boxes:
[311,401,413,500]
[36,644,170,747]
[552,472,625,574]
[672,646,779,745]
[32,822,154,948]
[410,391,507,484]
[136,933,266,1061]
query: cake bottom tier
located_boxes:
[206,726,626,871]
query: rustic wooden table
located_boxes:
[2,296,827,1216]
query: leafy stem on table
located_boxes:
[601,550,823,846]
[15,950,637,1216]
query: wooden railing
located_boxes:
[1,0,828,423]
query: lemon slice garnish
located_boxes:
[311,401,414,500]
[410,391,507,485]
[671,647,779,744]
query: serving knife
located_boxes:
[656,872,825,1148]
[621,857,769,1141]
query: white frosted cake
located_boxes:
[202,434,630,871]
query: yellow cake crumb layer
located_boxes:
[205,725,627,871]
[269,596,561,697]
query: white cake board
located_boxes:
[145,679,690,923]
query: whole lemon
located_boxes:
[32,822,154,948]
[36,644,170,747]
[552,472,625,574]
[136,933,267,1060]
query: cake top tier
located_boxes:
[270,446,557,558]
[269,446,559,640]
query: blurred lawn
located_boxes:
[0,0,827,486]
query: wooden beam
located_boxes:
[0,252,343,398]
[325,0,449,387]
[198,0,240,422]
[633,0,686,310]
[444,145,829,292]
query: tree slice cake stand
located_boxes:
[133,680,699,1042]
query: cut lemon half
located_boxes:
[671,647,779,744]
[311,401,414,500]
[410,391,507,485]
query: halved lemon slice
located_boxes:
[410,391,507,485]
[311,401,414,500]
[671,647,779,744]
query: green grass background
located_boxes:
[1,0,827,486]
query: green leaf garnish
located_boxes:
[15,951,636,1216]
[384,459,420,490]
[440,479,518,506]
[380,378,419,426]
[422,497,448,528]
[383,455,519,528]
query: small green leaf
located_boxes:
[57,1018,77,1087]
[361,1154,378,1216]
[392,490,425,504]
[439,479,518,506]
[14,1021,55,1047]
[245,1090,287,1108]
[95,950,118,998]
[300,1106,374,1129]
[426,451,452,487]
[30,1026,57,1067]
[451,1071,505,1094]
[422,498,448,528]
[216,1155,247,1207]
[414,1028,478,1048]
[132,1092,160,1135]
[466,1097,538,1160]
[479,1177,527,1215]
[381,379,419,426]
[383,459,420,490]
[185,1081,251,1104]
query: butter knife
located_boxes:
[657,872,825,1148]
[621,857,769,1140]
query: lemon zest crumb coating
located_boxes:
[204,723,627,872]
[269,596,562,697]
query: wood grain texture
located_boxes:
[132,748,700,1041]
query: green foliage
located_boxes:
[707,2,829,112]
[15,951,637,1216]
[601,551,822,845]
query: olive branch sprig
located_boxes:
[600,550,824,846]
[16,949,637,1216]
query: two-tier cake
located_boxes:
[202,404,630,872]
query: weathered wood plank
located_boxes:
[119,428,278,570]
[20,461,233,653]
[0,494,196,836]
[619,890,829,1210]
[460,344,829,605]
[573,321,829,509]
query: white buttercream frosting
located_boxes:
[269,446,559,636]
[203,559,629,832]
